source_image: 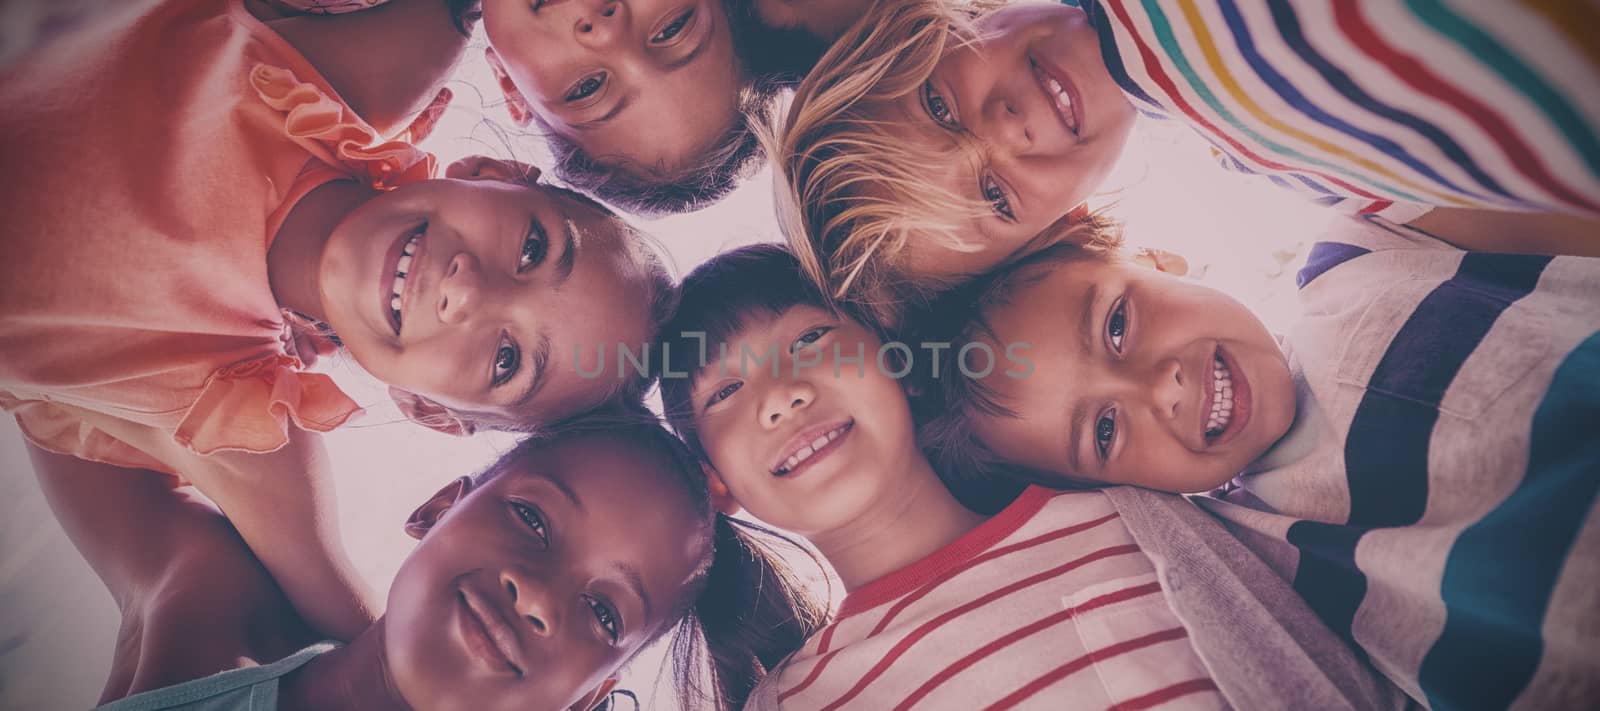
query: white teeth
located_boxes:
[772,424,852,475]
[391,295,401,310]
[1206,355,1236,437]
[811,435,830,450]
[795,445,815,461]
[390,233,421,330]
[397,254,412,273]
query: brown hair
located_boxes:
[901,238,1123,501]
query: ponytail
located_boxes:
[671,516,829,710]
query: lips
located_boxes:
[380,222,425,337]
[770,419,854,478]
[1203,346,1252,446]
[457,585,524,676]
[1029,54,1084,137]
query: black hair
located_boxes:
[474,402,826,710]
[656,243,881,460]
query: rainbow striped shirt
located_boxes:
[1082,0,1600,221]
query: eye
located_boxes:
[565,72,606,102]
[510,502,549,547]
[493,333,520,386]
[1107,297,1128,352]
[1095,408,1117,460]
[518,219,548,272]
[790,326,833,353]
[706,381,742,407]
[583,594,621,643]
[982,175,1014,220]
[921,81,956,127]
[651,9,694,43]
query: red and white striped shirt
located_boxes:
[748,488,1227,710]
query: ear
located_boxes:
[703,464,743,516]
[1131,247,1191,277]
[390,386,476,437]
[570,677,619,711]
[444,155,541,184]
[405,476,473,540]
[485,47,534,127]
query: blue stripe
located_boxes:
[1085,1,1164,110]
[1297,241,1370,288]
[1419,329,1600,711]
[1262,0,1516,205]
[1215,0,1494,204]
[1286,252,1552,659]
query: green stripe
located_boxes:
[1406,0,1600,178]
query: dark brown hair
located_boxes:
[478,404,826,709]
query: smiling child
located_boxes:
[910,216,1600,708]
[657,243,1399,710]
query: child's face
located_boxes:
[879,3,1136,278]
[970,258,1295,493]
[318,169,655,428]
[689,305,924,536]
[384,434,707,711]
[484,0,743,179]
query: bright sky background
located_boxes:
[0,32,1342,710]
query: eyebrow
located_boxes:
[1080,282,1099,361]
[556,217,579,284]
[619,562,653,624]
[514,331,552,412]
[1067,397,1088,476]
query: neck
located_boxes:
[807,453,986,591]
[267,179,376,324]
[278,620,411,711]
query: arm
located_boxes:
[1402,207,1600,258]
[26,443,320,701]
[59,412,380,642]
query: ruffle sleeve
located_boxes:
[249,63,435,190]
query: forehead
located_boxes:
[562,40,742,174]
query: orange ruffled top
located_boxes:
[0,0,433,475]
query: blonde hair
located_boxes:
[766,0,1117,326]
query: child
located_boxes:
[0,0,673,643]
[657,243,1402,710]
[909,219,1600,708]
[31,406,820,710]
[773,0,1600,324]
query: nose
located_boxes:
[760,380,817,429]
[980,91,1034,155]
[501,568,556,637]
[1148,358,1185,422]
[437,252,482,324]
[574,0,626,47]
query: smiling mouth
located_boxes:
[385,225,424,337]
[771,420,854,477]
[1204,347,1252,445]
[457,588,524,677]
[1030,56,1082,137]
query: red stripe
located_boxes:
[1358,200,1392,215]
[982,627,1192,711]
[778,624,844,701]
[1104,3,1388,202]
[893,582,1164,710]
[1331,0,1600,213]
[808,544,1143,711]
[1108,678,1221,711]
[784,503,1114,703]
[867,513,1123,636]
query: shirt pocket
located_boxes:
[1065,573,1227,710]
[1330,275,1551,421]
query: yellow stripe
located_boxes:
[1176,0,1472,207]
